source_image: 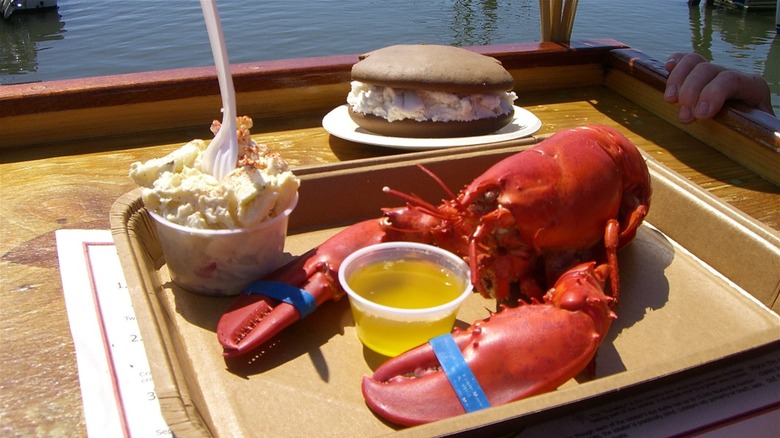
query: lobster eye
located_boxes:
[467,188,500,215]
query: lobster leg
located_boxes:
[604,218,621,304]
[361,262,615,426]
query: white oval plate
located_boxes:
[322,105,542,151]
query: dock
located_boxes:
[689,0,780,33]
[689,0,777,9]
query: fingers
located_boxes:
[664,53,728,124]
[664,52,775,122]
[685,70,738,120]
[663,52,708,104]
[664,52,692,74]
[678,64,731,122]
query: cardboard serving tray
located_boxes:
[110,145,780,437]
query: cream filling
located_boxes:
[347,80,517,122]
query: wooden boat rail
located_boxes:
[0,41,622,149]
[2,40,777,183]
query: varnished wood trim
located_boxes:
[0,40,627,150]
[604,49,779,186]
[606,48,780,154]
[0,40,626,118]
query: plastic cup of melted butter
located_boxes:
[338,242,473,357]
[148,193,298,296]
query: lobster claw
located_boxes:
[361,262,615,426]
[217,295,313,358]
[217,219,390,357]
[216,248,339,357]
[218,295,290,356]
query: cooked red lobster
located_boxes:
[216,125,650,423]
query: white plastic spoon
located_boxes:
[200,0,238,181]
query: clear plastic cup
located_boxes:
[148,193,298,296]
[338,242,473,357]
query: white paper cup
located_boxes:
[148,193,298,296]
[338,242,473,357]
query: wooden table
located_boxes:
[1,41,778,435]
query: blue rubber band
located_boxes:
[429,334,491,413]
[244,281,318,319]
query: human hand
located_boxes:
[664,52,774,124]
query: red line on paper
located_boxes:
[83,241,131,438]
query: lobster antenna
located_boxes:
[382,164,467,218]
[415,164,458,200]
[382,186,442,216]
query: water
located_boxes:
[1,0,778,112]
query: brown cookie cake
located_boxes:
[347,44,517,138]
